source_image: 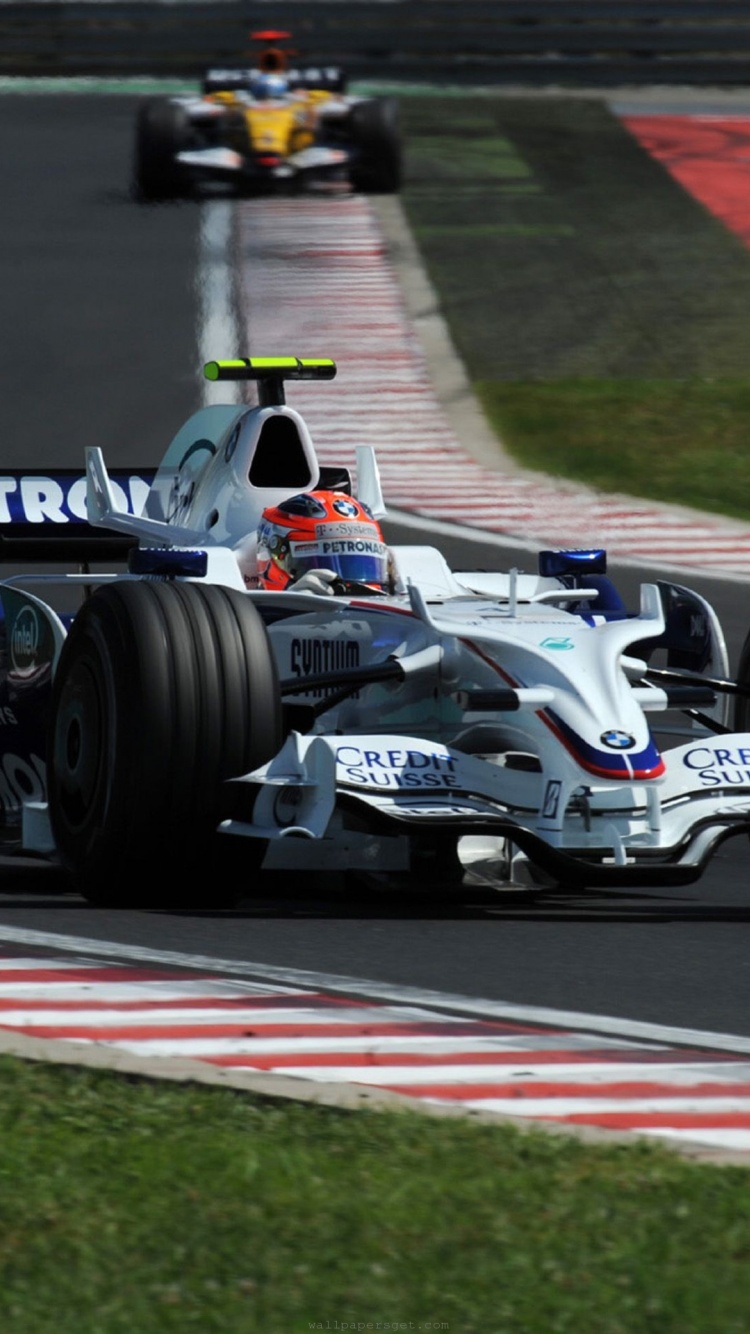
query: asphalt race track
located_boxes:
[2,93,750,1043]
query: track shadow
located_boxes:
[161,874,750,925]
[0,856,70,897]
[2,858,748,925]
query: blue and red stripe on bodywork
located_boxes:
[463,638,666,782]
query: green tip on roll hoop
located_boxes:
[203,357,337,382]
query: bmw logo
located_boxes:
[601,730,635,750]
[333,498,359,518]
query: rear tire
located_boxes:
[133,98,192,201]
[348,98,402,194]
[47,582,282,908]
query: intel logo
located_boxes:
[10,607,40,676]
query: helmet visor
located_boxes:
[288,537,389,587]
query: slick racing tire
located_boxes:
[348,98,402,194]
[47,581,282,909]
[133,98,192,201]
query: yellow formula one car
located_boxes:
[133,30,402,199]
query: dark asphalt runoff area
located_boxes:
[1,94,750,1040]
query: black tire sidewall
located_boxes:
[47,582,282,903]
[349,98,402,193]
[134,98,192,199]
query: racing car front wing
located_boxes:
[217,730,750,888]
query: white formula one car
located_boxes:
[2,357,750,908]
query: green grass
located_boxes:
[1,1056,750,1333]
[477,378,750,518]
[399,96,750,520]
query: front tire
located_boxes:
[47,581,282,908]
[133,98,193,201]
[348,98,402,194]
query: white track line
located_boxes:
[198,201,242,406]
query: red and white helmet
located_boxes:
[256,491,389,592]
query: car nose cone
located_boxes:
[601,729,635,749]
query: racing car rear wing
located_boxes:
[206,25,347,94]
[202,67,347,95]
[0,468,154,563]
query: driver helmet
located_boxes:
[251,73,289,100]
[257,491,389,592]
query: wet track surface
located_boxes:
[1,93,750,1040]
